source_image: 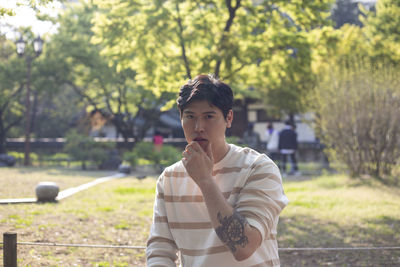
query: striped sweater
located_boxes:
[146,144,289,267]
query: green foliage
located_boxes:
[44,1,169,142]
[7,151,39,165]
[91,0,333,116]
[131,142,155,163]
[64,130,114,169]
[0,1,55,17]
[0,7,14,16]
[48,153,70,161]
[311,57,400,181]
[122,150,138,168]
[307,1,400,183]
[0,35,26,152]
[158,144,182,166]
[124,142,181,169]
[7,151,24,163]
[361,0,400,63]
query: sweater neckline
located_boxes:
[213,143,235,170]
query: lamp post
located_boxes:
[16,35,43,166]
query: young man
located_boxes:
[146,74,288,267]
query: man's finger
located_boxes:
[205,142,214,161]
[189,142,202,153]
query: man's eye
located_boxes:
[206,115,214,119]
[186,115,194,119]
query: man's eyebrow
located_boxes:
[183,110,217,114]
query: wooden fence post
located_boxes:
[3,232,17,267]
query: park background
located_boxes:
[1,0,400,266]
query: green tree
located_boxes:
[361,0,400,63]
[48,1,172,142]
[0,27,72,142]
[92,0,333,115]
[307,1,400,181]
[0,35,25,153]
[1,0,55,17]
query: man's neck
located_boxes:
[212,142,230,164]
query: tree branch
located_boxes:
[65,81,98,109]
[4,116,23,133]
[175,2,192,79]
[0,84,24,112]
[215,0,241,77]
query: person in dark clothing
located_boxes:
[278,120,299,175]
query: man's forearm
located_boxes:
[198,178,261,261]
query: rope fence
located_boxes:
[7,241,400,252]
[2,232,400,266]
[15,241,146,250]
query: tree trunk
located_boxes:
[214,0,241,76]
[0,129,6,154]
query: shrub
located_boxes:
[64,130,113,169]
[158,145,181,166]
[50,153,70,160]
[7,151,39,165]
[123,150,138,167]
[311,58,400,181]
[125,142,181,170]
[8,151,24,164]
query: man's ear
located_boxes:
[226,109,233,128]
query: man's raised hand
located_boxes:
[182,141,213,186]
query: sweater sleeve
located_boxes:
[146,173,178,266]
[235,158,288,240]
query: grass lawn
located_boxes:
[279,174,400,266]
[0,167,399,266]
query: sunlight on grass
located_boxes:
[280,174,400,249]
[113,186,155,195]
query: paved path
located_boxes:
[0,173,126,205]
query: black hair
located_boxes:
[176,74,233,119]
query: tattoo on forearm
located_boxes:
[215,210,249,253]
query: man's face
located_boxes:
[181,100,233,151]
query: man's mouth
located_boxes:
[193,138,208,151]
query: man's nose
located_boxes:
[195,118,205,132]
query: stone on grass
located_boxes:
[118,164,131,174]
[35,182,59,202]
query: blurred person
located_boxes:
[265,123,279,162]
[153,130,164,152]
[146,74,288,267]
[278,120,299,176]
